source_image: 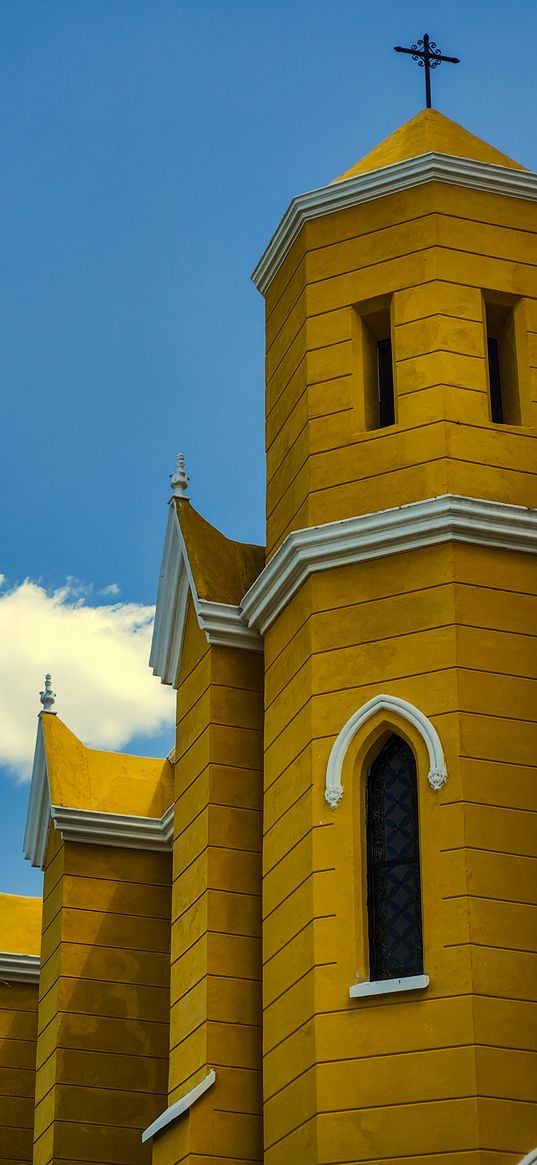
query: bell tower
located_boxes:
[246,109,537,1163]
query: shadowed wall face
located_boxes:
[34,830,171,1165]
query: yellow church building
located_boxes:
[1,107,537,1165]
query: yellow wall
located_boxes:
[262,540,537,1163]
[0,893,42,1165]
[34,828,171,1165]
[265,182,537,558]
[153,599,264,1165]
[0,979,39,1164]
[262,172,537,1162]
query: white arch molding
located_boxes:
[324,694,448,808]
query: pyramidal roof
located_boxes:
[333,108,525,183]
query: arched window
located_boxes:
[366,734,423,982]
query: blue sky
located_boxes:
[2,0,536,896]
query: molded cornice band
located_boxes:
[0,953,40,984]
[241,495,537,635]
[252,151,537,294]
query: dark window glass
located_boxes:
[377,338,395,427]
[366,735,423,981]
[487,336,504,423]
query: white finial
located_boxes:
[39,674,56,714]
[170,453,190,498]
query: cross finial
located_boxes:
[39,674,56,714]
[170,453,190,498]
[394,33,460,109]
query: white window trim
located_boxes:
[325,693,447,808]
[349,973,429,999]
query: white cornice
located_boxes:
[0,953,40,984]
[252,151,537,294]
[142,1069,216,1143]
[241,495,537,634]
[50,804,174,852]
[150,504,262,687]
[24,721,174,869]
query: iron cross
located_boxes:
[394,33,460,109]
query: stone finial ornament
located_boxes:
[39,674,56,714]
[170,453,190,498]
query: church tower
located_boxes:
[242,108,537,1163]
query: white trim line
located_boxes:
[252,151,537,293]
[50,804,174,852]
[349,973,429,999]
[197,599,262,652]
[518,1152,537,1165]
[241,494,537,635]
[150,505,262,687]
[325,694,447,807]
[23,719,51,869]
[0,953,40,984]
[142,1069,216,1143]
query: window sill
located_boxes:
[349,973,429,999]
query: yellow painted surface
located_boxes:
[0,893,42,955]
[333,108,524,182]
[264,173,537,556]
[175,497,264,604]
[31,721,173,1165]
[42,712,173,816]
[154,596,264,1165]
[261,110,537,1155]
[0,978,39,1164]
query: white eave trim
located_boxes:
[0,953,40,984]
[252,151,537,294]
[142,1069,216,1143]
[150,504,262,687]
[241,494,537,635]
[50,803,174,853]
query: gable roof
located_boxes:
[150,499,263,687]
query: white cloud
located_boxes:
[100,583,121,596]
[0,579,175,781]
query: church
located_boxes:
[1,101,537,1165]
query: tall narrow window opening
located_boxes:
[366,734,423,981]
[352,298,395,431]
[377,338,395,428]
[487,337,503,423]
[485,299,521,425]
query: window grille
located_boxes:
[366,734,423,981]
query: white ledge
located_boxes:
[252,151,537,294]
[50,803,174,853]
[518,1152,537,1165]
[349,973,429,999]
[241,494,537,634]
[142,1069,216,1143]
[0,952,40,984]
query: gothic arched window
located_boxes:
[366,734,423,981]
